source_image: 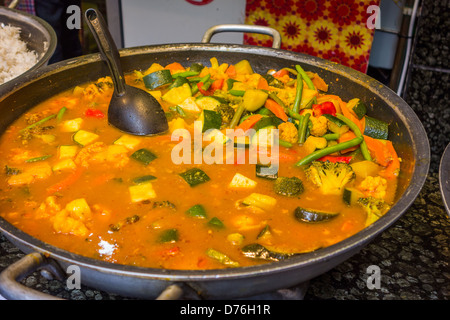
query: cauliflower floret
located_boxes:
[309,115,328,137]
[359,176,387,199]
[278,122,298,144]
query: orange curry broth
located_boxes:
[0,72,396,270]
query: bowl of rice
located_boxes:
[0,7,56,86]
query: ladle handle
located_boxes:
[85,8,126,96]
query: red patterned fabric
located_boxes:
[244,0,380,73]
[4,0,35,15]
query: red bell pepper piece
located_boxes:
[312,101,336,117]
[197,79,224,96]
[85,108,105,119]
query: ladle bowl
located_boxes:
[85,8,168,136]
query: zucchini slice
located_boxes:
[158,228,179,243]
[179,168,210,187]
[73,130,99,146]
[207,217,225,229]
[143,69,172,90]
[129,182,156,202]
[130,148,157,165]
[198,109,222,132]
[195,96,222,111]
[323,114,350,135]
[186,204,207,219]
[294,207,339,223]
[347,98,367,120]
[255,164,278,180]
[114,134,141,150]
[132,175,157,184]
[229,173,257,189]
[343,187,365,206]
[241,244,295,262]
[364,115,389,140]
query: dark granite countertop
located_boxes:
[0,172,448,300]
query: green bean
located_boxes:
[295,65,315,90]
[171,70,199,78]
[335,114,372,161]
[26,155,52,163]
[56,107,67,122]
[278,139,293,148]
[287,109,303,121]
[323,133,340,141]
[298,113,310,144]
[295,137,364,166]
[292,71,303,114]
[268,92,287,109]
[20,114,56,133]
[229,103,246,129]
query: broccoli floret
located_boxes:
[304,161,355,195]
[214,103,235,125]
[273,176,304,197]
[357,196,391,226]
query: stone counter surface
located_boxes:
[0,173,448,300]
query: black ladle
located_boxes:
[84,8,168,136]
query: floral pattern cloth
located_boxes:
[244,0,380,73]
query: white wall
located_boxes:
[120,0,247,48]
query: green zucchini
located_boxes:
[207,217,224,229]
[364,115,389,140]
[72,130,99,146]
[348,98,367,120]
[169,76,188,89]
[343,187,365,206]
[294,207,339,223]
[186,204,207,218]
[179,168,210,187]
[158,228,178,243]
[206,248,239,267]
[198,109,222,132]
[130,148,157,165]
[255,164,278,180]
[241,243,295,262]
[143,69,173,90]
[132,175,157,184]
[189,63,204,73]
[323,114,350,135]
[196,96,222,111]
[253,116,283,131]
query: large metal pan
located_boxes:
[0,25,430,300]
[439,143,450,216]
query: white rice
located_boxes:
[0,23,39,85]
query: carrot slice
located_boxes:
[264,99,288,121]
[165,62,185,73]
[338,131,358,153]
[47,167,84,194]
[235,114,263,132]
[225,64,236,77]
[257,77,270,90]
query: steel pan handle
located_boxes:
[202,24,281,49]
[0,252,185,300]
[0,252,65,300]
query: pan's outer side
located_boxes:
[0,44,430,299]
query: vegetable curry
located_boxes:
[0,58,400,270]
